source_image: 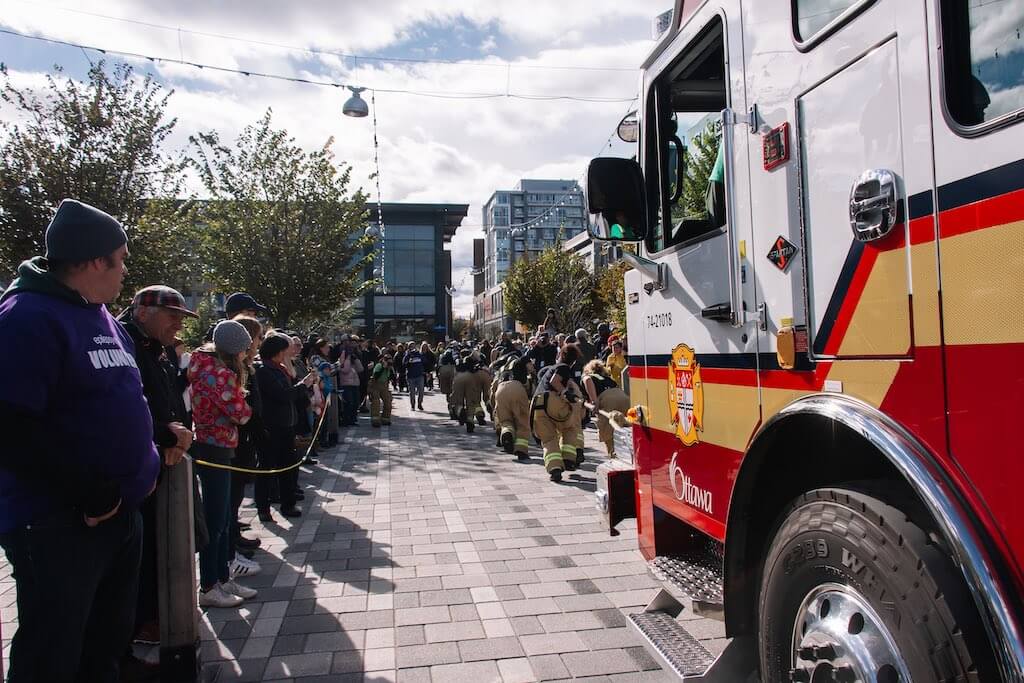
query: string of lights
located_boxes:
[371,90,387,295]
[9,1,637,74]
[505,97,637,235]
[0,27,637,104]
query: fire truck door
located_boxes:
[635,2,758,544]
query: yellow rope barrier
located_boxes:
[191,393,333,474]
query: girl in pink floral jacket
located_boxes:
[188,320,256,608]
[189,349,252,448]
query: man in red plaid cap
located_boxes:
[119,285,197,660]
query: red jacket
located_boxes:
[188,351,251,448]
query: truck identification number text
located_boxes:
[646,313,673,328]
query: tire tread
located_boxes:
[758,487,989,683]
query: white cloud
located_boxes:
[1,0,662,313]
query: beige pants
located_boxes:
[595,387,630,456]
[451,371,483,420]
[438,364,455,395]
[532,392,581,473]
[494,380,531,455]
[474,369,493,413]
[438,365,456,412]
[369,381,392,425]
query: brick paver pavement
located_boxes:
[0,389,728,681]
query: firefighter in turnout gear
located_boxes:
[531,363,583,482]
[473,360,492,426]
[488,349,521,445]
[369,353,394,427]
[494,356,533,460]
[438,344,458,419]
[451,351,484,433]
[581,359,630,458]
[543,343,587,465]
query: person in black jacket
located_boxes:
[120,286,196,650]
[255,334,317,523]
[229,316,266,577]
[525,331,558,371]
[420,342,437,390]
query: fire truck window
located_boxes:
[942,0,1024,128]
[793,0,863,42]
[646,16,727,255]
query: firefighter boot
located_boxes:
[466,419,475,433]
[476,412,486,426]
[549,468,563,482]
[500,428,514,454]
[457,408,466,425]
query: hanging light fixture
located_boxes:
[342,86,369,117]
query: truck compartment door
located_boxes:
[797,38,913,359]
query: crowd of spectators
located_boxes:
[0,200,456,680]
[0,199,630,681]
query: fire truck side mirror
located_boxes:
[586,157,648,242]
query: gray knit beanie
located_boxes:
[213,320,252,355]
[45,199,128,261]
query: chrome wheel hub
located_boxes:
[789,583,911,683]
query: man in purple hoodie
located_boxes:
[0,199,161,683]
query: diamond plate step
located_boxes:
[650,553,724,604]
[628,610,716,678]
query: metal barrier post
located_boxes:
[157,456,201,682]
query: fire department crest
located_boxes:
[667,344,704,446]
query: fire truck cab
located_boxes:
[587,0,1024,680]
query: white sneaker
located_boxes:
[229,553,261,578]
[221,579,257,600]
[198,584,243,608]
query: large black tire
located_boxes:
[758,488,994,683]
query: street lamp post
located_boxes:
[444,285,456,341]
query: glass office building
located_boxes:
[354,203,468,342]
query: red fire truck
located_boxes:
[588,0,1024,680]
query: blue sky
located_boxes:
[0,0,664,313]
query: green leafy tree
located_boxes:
[179,295,218,350]
[450,316,474,341]
[674,118,721,224]
[0,62,189,293]
[596,259,631,334]
[189,109,373,328]
[503,239,601,332]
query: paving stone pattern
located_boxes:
[0,390,728,681]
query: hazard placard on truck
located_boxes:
[587,0,1024,681]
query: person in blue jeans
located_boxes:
[189,321,257,608]
[405,345,425,410]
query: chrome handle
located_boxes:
[720,108,744,328]
[849,169,899,242]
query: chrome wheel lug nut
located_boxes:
[813,644,837,660]
[832,665,856,683]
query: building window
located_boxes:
[496,193,508,204]
[374,295,435,316]
[383,224,435,294]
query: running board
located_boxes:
[628,590,758,681]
